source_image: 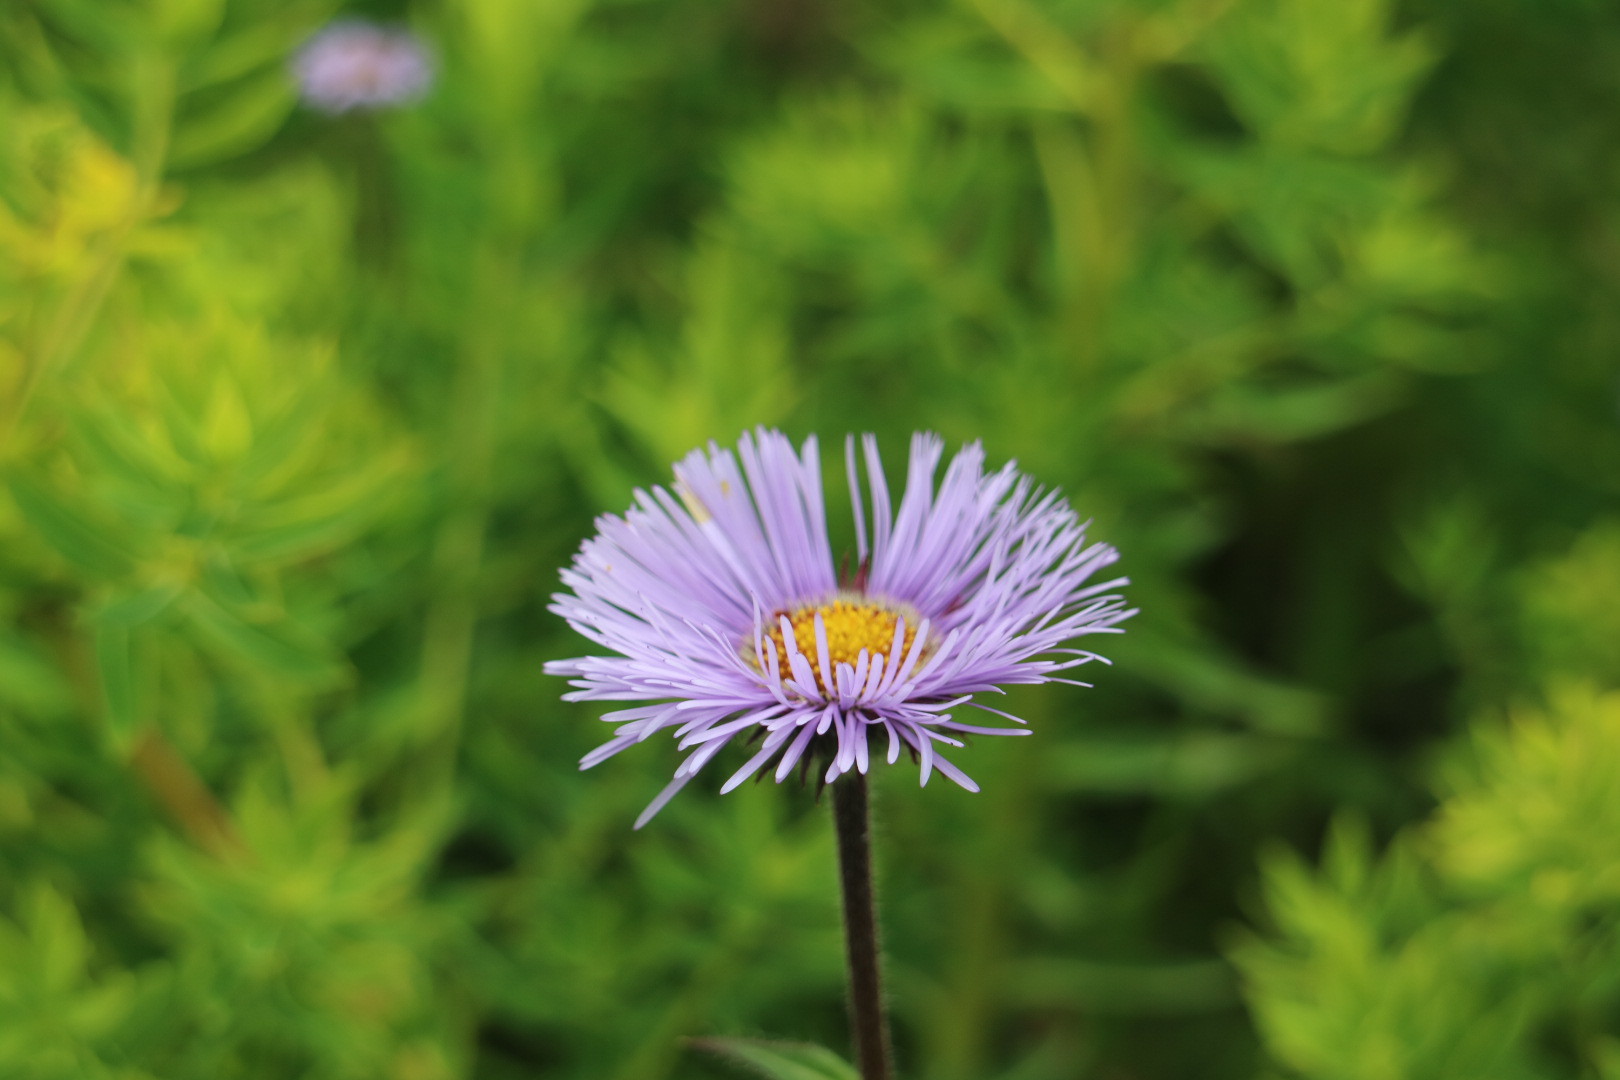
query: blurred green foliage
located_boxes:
[1238,678,1620,1080]
[0,0,1616,1077]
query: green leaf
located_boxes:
[689,1038,860,1080]
[170,70,297,169]
[187,24,306,91]
[7,474,136,579]
[27,0,141,51]
[198,555,258,608]
[93,623,139,745]
[152,0,224,48]
[96,584,182,628]
[26,883,89,999]
[230,480,398,563]
[0,633,74,718]
[65,403,177,498]
[179,591,343,684]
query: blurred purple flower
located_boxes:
[293,20,433,113]
[547,429,1133,827]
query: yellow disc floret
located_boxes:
[754,594,920,695]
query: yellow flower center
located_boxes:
[755,595,920,695]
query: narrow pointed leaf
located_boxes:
[7,475,136,579]
[93,623,139,746]
[688,1037,860,1080]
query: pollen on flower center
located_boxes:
[755,595,919,693]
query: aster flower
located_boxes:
[292,21,434,114]
[547,429,1132,827]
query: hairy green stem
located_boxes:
[832,772,894,1080]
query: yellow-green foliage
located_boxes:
[1434,685,1620,913]
[1521,526,1620,687]
[138,773,457,1078]
[0,885,146,1080]
[1241,530,1620,1080]
[1239,826,1541,1080]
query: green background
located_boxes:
[3,0,1619,1077]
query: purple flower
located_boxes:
[292,21,434,114]
[547,430,1133,827]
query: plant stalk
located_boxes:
[831,771,894,1080]
[129,730,247,861]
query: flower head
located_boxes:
[547,430,1133,826]
[292,21,434,114]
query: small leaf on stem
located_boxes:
[688,1036,861,1080]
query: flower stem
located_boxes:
[129,730,246,861]
[831,771,894,1080]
